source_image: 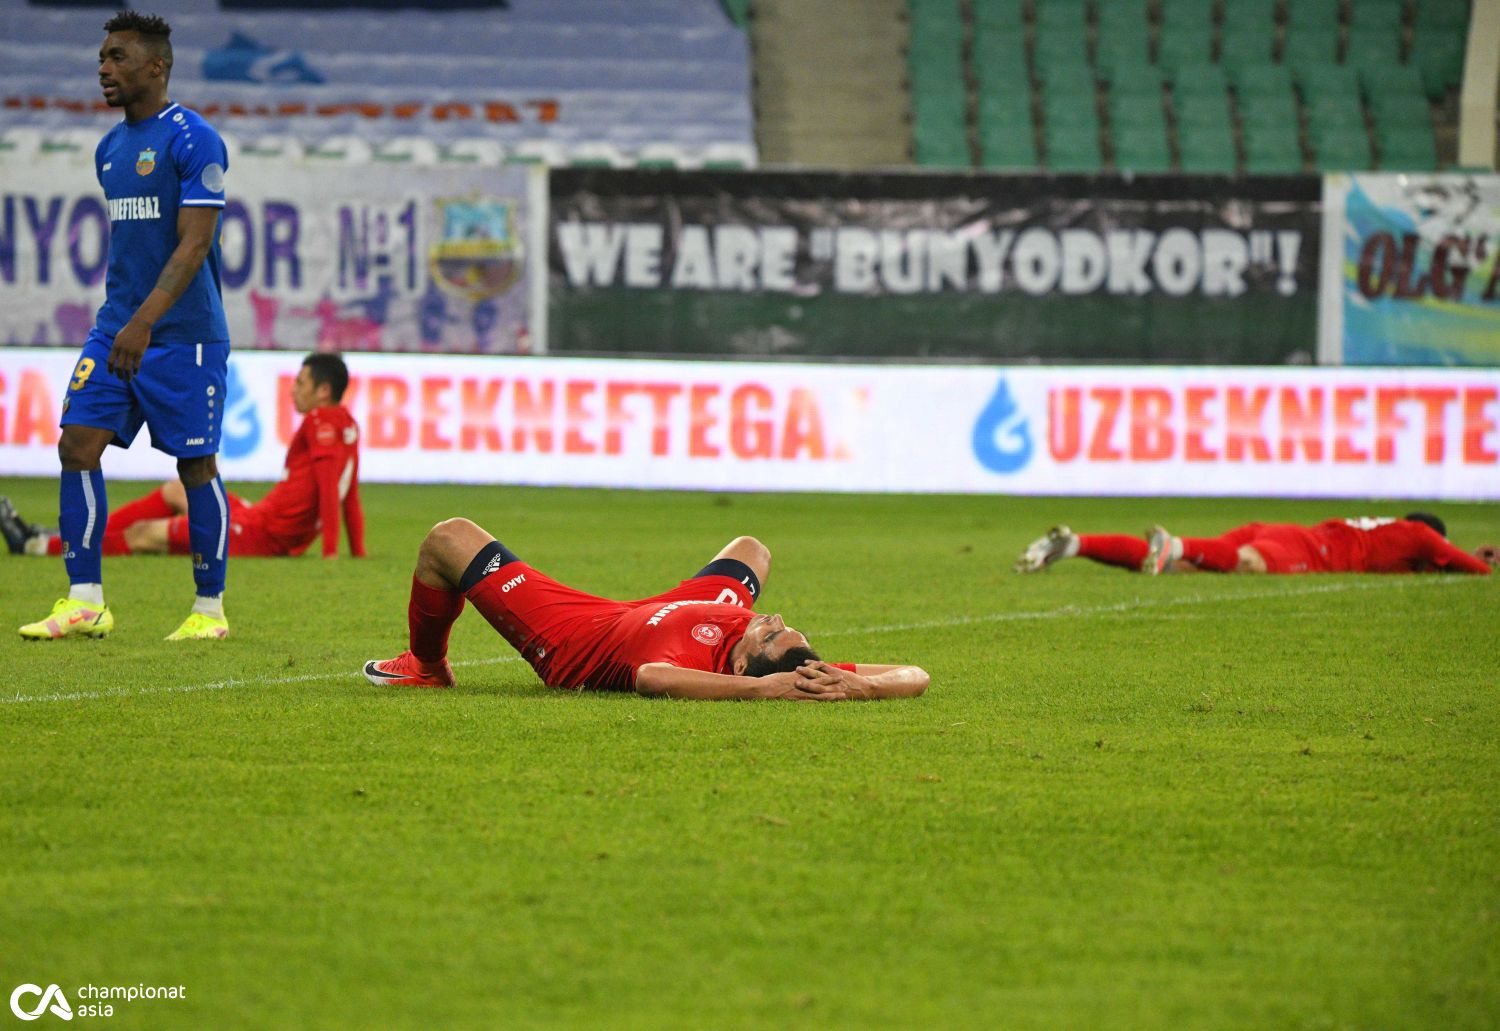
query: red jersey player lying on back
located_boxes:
[1,353,364,562]
[1014,513,1497,576]
[364,520,931,701]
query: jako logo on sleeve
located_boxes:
[972,377,1034,474]
[10,983,73,1021]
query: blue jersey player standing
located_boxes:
[20,11,233,642]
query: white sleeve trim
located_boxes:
[181,199,226,207]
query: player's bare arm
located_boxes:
[108,205,220,379]
[634,662,847,701]
[794,661,931,700]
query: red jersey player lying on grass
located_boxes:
[1,353,364,563]
[1014,513,1496,576]
[364,520,931,701]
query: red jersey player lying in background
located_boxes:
[1,353,364,562]
[1014,513,1497,576]
[364,520,931,701]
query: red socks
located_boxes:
[1077,534,1149,570]
[1179,537,1240,572]
[408,575,466,664]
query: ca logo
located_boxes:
[10,983,73,1021]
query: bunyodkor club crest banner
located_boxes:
[2,349,1494,500]
[0,150,546,354]
[548,169,1323,364]
[1319,173,1500,367]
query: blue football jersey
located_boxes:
[94,102,230,345]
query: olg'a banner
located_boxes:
[2,350,1494,499]
[1321,173,1500,367]
[549,169,1322,364]
[0,151,544,354]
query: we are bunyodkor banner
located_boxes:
[0,152,544,354]
[1323,173,1500,367]
[549,169,1322,364]
[2,350,1494,499]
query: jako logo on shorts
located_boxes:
[10,983,73,1021]
[221,362,261,459]
[972,377,1033,474]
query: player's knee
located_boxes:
[423,518,482,560]
[57,429,106,471]
[729,535,770,569]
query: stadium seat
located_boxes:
[1312,126,1373,170]
[1305,93,1367,138]
[1243,123,1303,172]
[1349,0,1404,35]
[1110,93,1168,132]
[1346,27,1403,75]
[1046,125,1104,172]
[1239,91,1299,133]
[972,0,1027,30]
[1411,25,1467,99]
[1297,62,1362,100]
[1219,22,1278,73]
[307,135,374,162]
[1112,124,1173,172]
[444,137,507,165]
[981,128,1039,168]
[1034,0,1090,30]
[1156,25,1214,73]
[375,136,441,164]
[1286,0,1342,35]
[1282,27,1340,71]
[1174,91,1233,130]
[1094,24,1152,77]
[1106,62,1164,100]
[1413,0,1472,31]
[1368,92,1434,130]
[1378,127,1439,170]
[1178,123,1238,172]
[1035,21,1092,67]
[1230,63,1294,100]
[1171,62,1229,100]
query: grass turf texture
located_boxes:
[1,476,1497,1029]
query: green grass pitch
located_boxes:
[2,476,1497,1029]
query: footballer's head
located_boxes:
[1404,511,1447,538]
[731,613,819,677]
[294,352,351,413]
[99,12,173,108]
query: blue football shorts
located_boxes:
[60,328,229,458]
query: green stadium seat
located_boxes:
[1219,23,1277,72]
[1346,27,1403,74]
[1112,129,1173,172]
[1160,0,1216,30]
[1109,93,1168,131]
[974,22,1027,66]
[979,87,1033,124]
[972,0,1026,27]
[1413,0,1470,31]
[1220,0,1276,29]
[1312,126,1374,170]
[1035,0,1090,29]
[1411,26,1466,99]
[1095,25,1152,77]
[1243,122,1303,172]
[1096,0,1149,31]
[1286,0,1341,34]
[1305,93,1366,135]
[981,129,1039,168]
[1035,22,1091,65]
[1239,92,1299,132]
[1282,28,1340,71]
[1230,62,1294,99]
[1179,124,1238,171]
[1359,62,1424,100]
[1349,0,1404,34]
[1378,127,1438,170]
[1038,59,1097,96]
[1175,92,1232,130]
[1368,92,1433,129]
[1296,62,1362,99]
[1171,62,1229,98]
[1105,61,1163,99]
[1043,93,1101,131]
[1046,126,1104,171]
[1156,25,1214,72]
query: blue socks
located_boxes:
[60,468,107,587]
[185,476,229,598]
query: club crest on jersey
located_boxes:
[691,623,723,646]
[136,148,157,175]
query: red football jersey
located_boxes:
[1309,518,1490,574]
[253,404,365,558]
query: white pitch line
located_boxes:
[2,575,1472,706]
[809,574,1464,637]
